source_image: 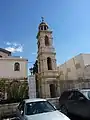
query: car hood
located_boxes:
[25,110,70,120]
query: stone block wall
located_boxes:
[0,103,18,118]
[59,79,90,94]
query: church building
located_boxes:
[37,18,59,98]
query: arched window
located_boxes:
[40,26,43,30]
[44,26,47,30]
[45,35,49,46]
[47,57,52,70]
[14,62,20,71]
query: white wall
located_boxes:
[0,58,27,79]
[28,75,36,98]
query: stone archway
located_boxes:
[50,84,56,98]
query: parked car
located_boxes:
[59,89,90,119]
[16,98,70,120]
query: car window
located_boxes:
[80,90,90,99]
[60,91,71,100]
[25,101,56,115]
[68,92,74,100]
[87,91,90,99]
[69,91,85,100]
[76,91,84,98]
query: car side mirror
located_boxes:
[79,97,85,101]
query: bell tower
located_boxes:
[37,17,59,98]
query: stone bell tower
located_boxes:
[37,17,59,98]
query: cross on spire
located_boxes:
[41,16,44,22]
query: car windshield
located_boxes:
[25,101,56,115]
[81,90,90,100]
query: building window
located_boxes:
[47,57,52,70]
[14,62,20,71]
[40,26,43,30]
[44,26,47,30]
[75,63,81,69]
[0,55,2,58]
[45,35,49,46]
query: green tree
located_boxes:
[18,81,28,99]
[7,80,29,101]
[0,79,5,92]
[0,79,6,100]
[33,60,38,74]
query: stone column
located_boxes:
[40,80,50,98]
[28,75,36,99]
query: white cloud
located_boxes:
[5,42,23,53]
[6,42,11,45]
[5,47,16,53]
[13,43,18,46]
[15,45,23,52]
[32,52,36,55]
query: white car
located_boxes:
[16,98,70,120]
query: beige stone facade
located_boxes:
[58,53,90,80]
[37,19,59,98]
[0,48,28,79]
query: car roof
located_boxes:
[63,88,90,93]
[80,89,90,92]
[24,98,47,103]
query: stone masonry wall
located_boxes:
[0,103,19,119]
[59,79,90,94]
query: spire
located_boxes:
[38,17,49,31]
[41,16,44,22]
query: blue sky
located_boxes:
[0,0,90,69]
